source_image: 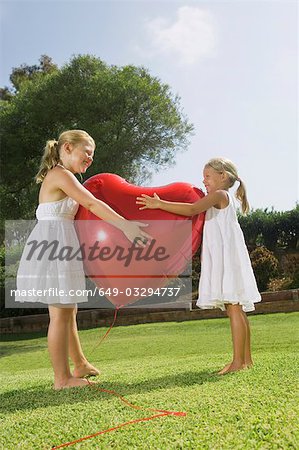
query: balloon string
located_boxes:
[87,382,186,416]
[89,305,123,356]
[51,381,186,449]
[52,412,171,449]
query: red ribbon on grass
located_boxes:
[52,382,186,449]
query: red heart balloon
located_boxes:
[75,174,205,306]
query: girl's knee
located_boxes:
[226,303,242,317]
[49,305,76,322]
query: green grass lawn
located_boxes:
[0,312,298,450]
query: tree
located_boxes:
[0,54,193,225]
[7,55,58,94]
[0,88,13,102]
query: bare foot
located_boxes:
[226,363,247,373]
[73,362,100,378]
[54,376,95,390]
[245,360,253,368]
[218,362,247,375]
[217,362,232,375]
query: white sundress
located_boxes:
[196,192,261,312]
[15,197,88,305]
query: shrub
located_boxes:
[250,246,279,291]
[281,253,299,278]
[0,246,4,267]
[192,251,201,293]
[238,205,299,251]
[267,276,293,291]
[279,253,299,290]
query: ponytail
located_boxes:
[35,140,60,184]
[206,157,250,215]
[236,179,250,215]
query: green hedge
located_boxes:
[238,205,299,251]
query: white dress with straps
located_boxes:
[196,192,261,312]
[16,197,88,305]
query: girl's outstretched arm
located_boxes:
[136,190,228,216]
[52,168,150,245]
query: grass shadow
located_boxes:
[0,369,220,414]
[0,343,46,357]
[0,331,46,342]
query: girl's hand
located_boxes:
[136,193,161,210]
[122,221,151,247]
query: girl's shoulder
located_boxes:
[44,165,76,183]
[43,164,62,178]
[212,190,230,210]
[39,166,72,203]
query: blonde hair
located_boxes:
[206,157,250,214]
[35,129,95,183]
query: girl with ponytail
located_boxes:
[16,129,150,389]
[137,157,261,375]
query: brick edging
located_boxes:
[1,289,298,335]
[261,289,298,302]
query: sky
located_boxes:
[0,0,298,211]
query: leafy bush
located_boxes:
[192,251,201,293]
[238,210,264,251]
[267,276,293,291]
[250,246,279,291]
[239,205,299,251]
[0,246,4,267]
[279,252,299,290]
[2,244,24,266]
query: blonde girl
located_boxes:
[136,158,261,374]
[16,130,149,389]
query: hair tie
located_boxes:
[237,177,241,182]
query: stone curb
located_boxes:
[0,289,298,335]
